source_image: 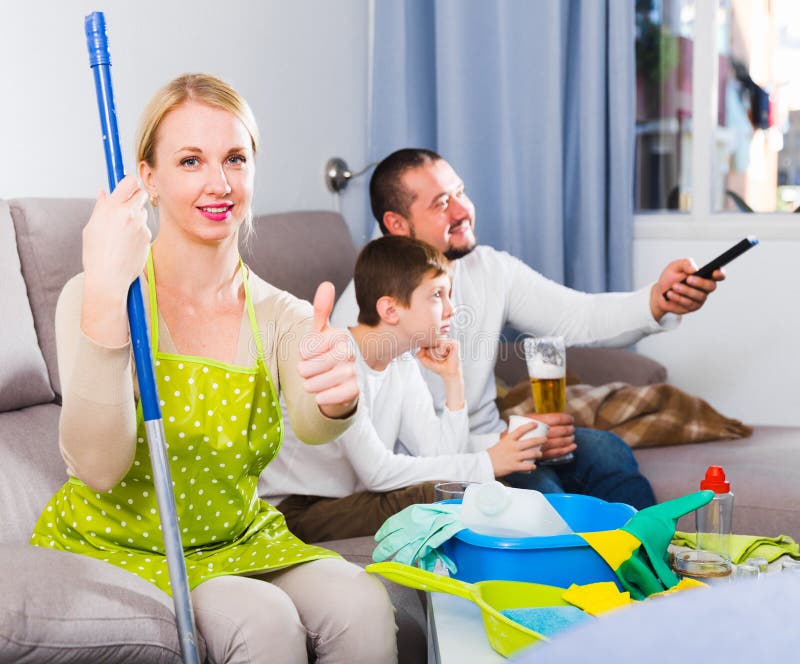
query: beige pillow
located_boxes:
[0,201,53,411]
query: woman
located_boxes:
[31,73,397,663]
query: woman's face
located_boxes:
[139,100,255,244]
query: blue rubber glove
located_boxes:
[373,503,464,572]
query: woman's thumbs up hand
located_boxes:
[297,282,359,418]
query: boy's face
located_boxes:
[396,271,454,348]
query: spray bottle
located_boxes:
[695,465,734,562]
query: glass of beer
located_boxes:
[522,336,573,464]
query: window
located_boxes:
[634,0,800,215]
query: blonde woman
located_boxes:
[31,73,396,663]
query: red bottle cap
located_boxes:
[700,466,730,493]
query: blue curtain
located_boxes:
[367,0,634,292]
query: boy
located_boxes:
[259,236,543,541]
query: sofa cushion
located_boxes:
[0,201,53,411]
[9,199,159,397]
[0,545,202,664]
[9,199,92,396]
[242,211,357,304]
[0,404,65,544]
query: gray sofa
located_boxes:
[1,198,797,662]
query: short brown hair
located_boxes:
[355,236,450,326]
[369,148,442,235]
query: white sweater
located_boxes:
[260,333,493,504]
[332,245,677,448]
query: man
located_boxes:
[331,148,724,508]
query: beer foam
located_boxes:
[525,360,566,379]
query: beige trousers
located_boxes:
[191,558,397,663]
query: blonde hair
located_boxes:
[136,74,260,236]
[136,73,259,165]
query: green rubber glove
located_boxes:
[578,491,714,600]
[373,503,464,572]
[621,490,714,593]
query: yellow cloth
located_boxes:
[672,531,800,565]
[579,529,641,570]
[648,577,708,598]
[562,582,632,616]
[563,577,707,618]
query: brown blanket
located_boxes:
[499,381,752,449]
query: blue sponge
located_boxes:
[500,606,592,638]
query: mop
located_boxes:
[84,12,200,663]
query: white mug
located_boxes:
[508,415,548,467]
[508,415,548,440]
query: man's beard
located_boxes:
[445,230,477,260]
[407,223,477,260]
[444,244,476,260]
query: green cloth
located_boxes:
[672,531,800,565]
[373,503,463,572]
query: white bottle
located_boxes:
[461,481,572,538]
[696,466,734,563]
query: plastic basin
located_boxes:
[441,493,635,589]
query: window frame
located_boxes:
[634,0,800,241]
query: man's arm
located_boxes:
[500,251,675,347]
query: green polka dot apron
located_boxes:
[31,253,339,594]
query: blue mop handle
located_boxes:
[84,13,199,664]
[84,11,159,421]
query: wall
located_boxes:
[4,3,792,426]
[633,231,797,426]
[0,1,370,237]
